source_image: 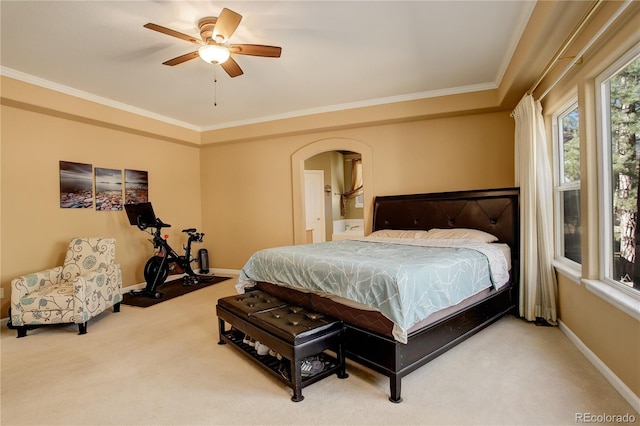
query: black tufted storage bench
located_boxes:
[216,290,348,402]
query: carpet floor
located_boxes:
[1,277,637,425]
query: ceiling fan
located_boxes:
[144,8,282,78]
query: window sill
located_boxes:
[552,261,640,320]
[552,260,582,284]
[582,279,640,321]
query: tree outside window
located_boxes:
[607,56,640,290]
[555,102,581,265]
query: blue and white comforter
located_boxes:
[237,238,509,343]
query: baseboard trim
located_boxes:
[559,320,640,413]
[210,268,241,277]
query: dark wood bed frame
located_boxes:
[262,187,520,402]
[352,187,520,402]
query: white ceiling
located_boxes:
[0,1,535,131]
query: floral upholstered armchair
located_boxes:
[9,237,122,337]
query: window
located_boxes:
[598,49,640,294]
[554,101,581,265]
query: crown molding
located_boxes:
[0,67,201,132]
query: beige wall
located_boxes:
[1,83,203,318]
[200,111,515,270]
[558,275,640,397]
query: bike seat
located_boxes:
[182,228,197,233]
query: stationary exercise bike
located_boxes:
[125,202,212,299]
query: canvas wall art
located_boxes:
[59,161,93,208]
[95,168,123,211]
[125,169,148,204]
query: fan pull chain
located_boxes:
[213,66,218,107]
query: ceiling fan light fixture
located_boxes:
[198,44,230,64]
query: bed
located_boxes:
[236,187,520,402]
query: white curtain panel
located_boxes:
[512,94,558,324]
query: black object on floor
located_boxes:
[122,275,231,308]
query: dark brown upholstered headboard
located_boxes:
[372,188,520,277]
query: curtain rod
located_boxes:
[526,0,604,97]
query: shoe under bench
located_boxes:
[216,289,349,402]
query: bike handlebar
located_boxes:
[155,218,171,228]
[137,216,171,231]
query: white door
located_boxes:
[304,170,326,243]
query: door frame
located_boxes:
[292,138,373,245]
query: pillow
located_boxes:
[368,229,430,239]
[424,228,498,243]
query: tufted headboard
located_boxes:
[372,187,520,281]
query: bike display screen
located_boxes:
[124,202,156,227]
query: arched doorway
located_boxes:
[291,138,373,245]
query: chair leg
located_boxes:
[78,323,87,335]
[6,308,16,329]
[113,302,121,313]
[16,326,28,338]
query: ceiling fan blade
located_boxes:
[144,23,202,45]
[229,44,282,58]
[220,57,244,78]
[163,51,199,66]
[212,8,242,42]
